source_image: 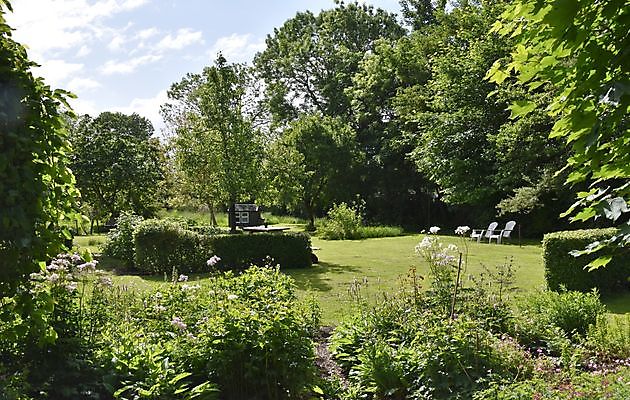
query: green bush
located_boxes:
[134,219,212,274]
[514,289,606,345]
[319,202,362,240]
[586,314,630,359]
[542,228,630,293]
[102,211,143,265]
[208,232,312,270]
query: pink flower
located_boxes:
[171,316,187,330]
[206,255,221,267]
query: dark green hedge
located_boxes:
[542,228,629,293]
[209,232,312,270]
[134,219,212,274]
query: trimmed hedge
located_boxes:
[134,219,212,274]
[542,228,629,293]
[209,232,312,270]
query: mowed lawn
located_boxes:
[76,233,630,324]
[291,235,545,323]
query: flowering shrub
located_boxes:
[102,211,144,265]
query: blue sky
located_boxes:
[7,0,401,133]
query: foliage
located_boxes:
[586,314,630,359]
[319,202,362,240]
[514,289,606,345]
[265,114,359,230]
[473,367,630,399]
[0,253,114,399]
[0,0,79,294]
[542,228,629,293]
[330,295,533,399]
[102,211,144,266]
[134,219,212,274]
[162,54,265,228]
[69,112,165,221]
[209,232,312,271]
[488,0,630,267]
[254,1,404,124]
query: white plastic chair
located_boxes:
[470,222,498,243]
[489,221,516,244]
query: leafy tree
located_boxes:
[69,112,165,230]
[0,0,79,340]
[391,1,568,229]
[399,0,445,30]
[488,0,629,266]
[254,1,404,125]
[266,114,359,230]
[162,55,265,230]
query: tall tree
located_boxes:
[266,114,359,230]
[254,1,405,126]
[488,0,629,265]
[162,55,265,230]
[69,112,165,228]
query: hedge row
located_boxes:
[542,228,629,294]
[210,232,312,271]
[134,219,312,274]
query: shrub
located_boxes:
[208,232,312,270]
[514,289,606,346]
[586,314,630,359]
[102,211,143,265]
[134,219,212,274]
[542,228,629,293]
[319,202,362,240]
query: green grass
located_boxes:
[75,231,629,325]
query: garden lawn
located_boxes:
[290,235,545,323]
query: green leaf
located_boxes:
[586,255,612,271]
[169,372,192,385]
[508,100,537,119]
[312,385,324,395]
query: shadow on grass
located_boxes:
[602,291,630,314]
[285,261,362,293]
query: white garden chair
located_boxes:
[488,220,517,244]
[470,222,498,243]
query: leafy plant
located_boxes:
[102,211,144,266]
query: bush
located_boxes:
[586,314,630,359]
[102,211,143,265]
[514,289,606,345]
[208,232,312,270]
[319,202,404,240]
[134,219,212,274]
[542,228,630,293]
[319,202,362,240]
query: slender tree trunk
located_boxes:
[305,200,316,232]
[229,198,237,233]
[209,205,218,227]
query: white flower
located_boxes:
[65,282,78,292]
[447,244,458,252]
[155,305,167,312]
[227,294,238,300]
[206,255,221,267]
[98,276,113,287]
[70,253,82,263]
[415,237,433,253]
[178,274,188,282]
[47,273,60,283]
[429,226,441,234]
[455,226,470,235]
[170,316,187,330]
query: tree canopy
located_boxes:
[69,112,165,223]
[489,0,629,265]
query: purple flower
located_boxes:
[178,274,188,282]
[171,316,187,330]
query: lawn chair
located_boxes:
[470,222,498,243]
[488,220,516,244]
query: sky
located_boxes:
[7,0,401,134]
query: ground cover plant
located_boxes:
[0,254,319,399]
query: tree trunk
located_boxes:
[305,201,316,232]
[209,205,218,227]
[229,199,237,233]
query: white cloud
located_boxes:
[32,59,84,88]
[76,45,92,57]
[208,33,265,63]
[108,33,127,51]
[70,97,99,117]
[67,77,102,92]
[156,28,203,51]
[136,27,159,41]
[100,54,162,75]
[113,90,169,135]
[6,0,150,57]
